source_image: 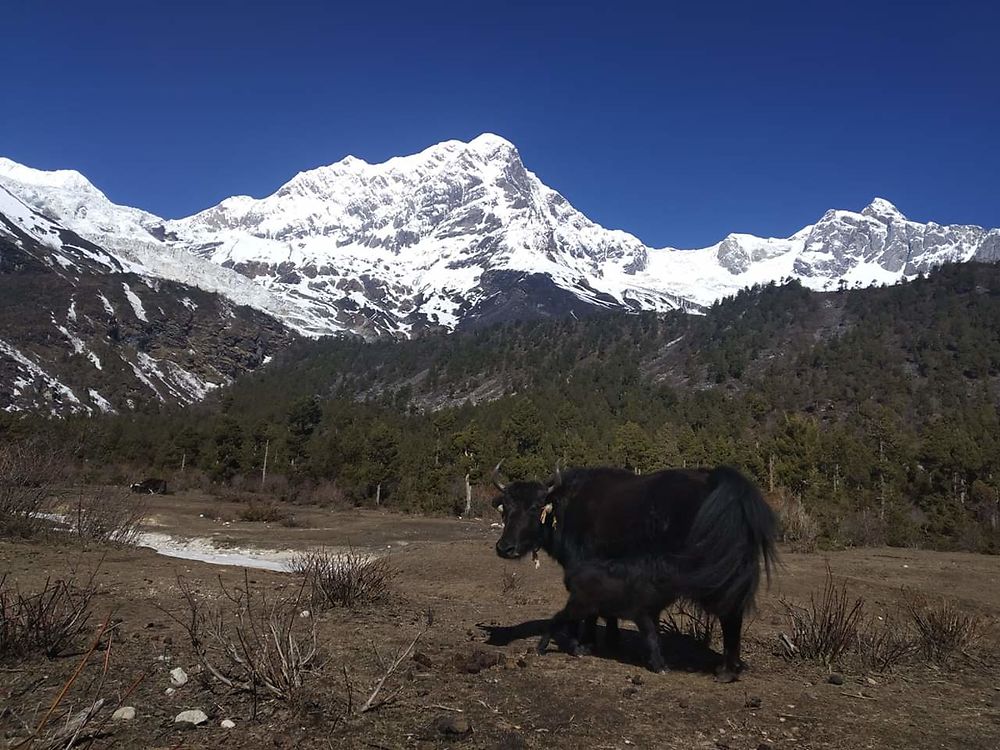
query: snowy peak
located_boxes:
[861,197,907,224]
[2,137,999,339]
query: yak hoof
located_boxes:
[571,643,591,657]
[536,638,550,655]
[715,669,739,684]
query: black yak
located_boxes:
[130,478,168,495]
[492,464,776,681]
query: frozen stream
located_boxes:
[137,531,299,572]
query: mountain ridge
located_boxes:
[2,136,999,340]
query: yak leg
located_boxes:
[539,598,591,657]
[716,611,744,683]
[604,616,621,649]
[576,616,599,655]
[636,612,666,673]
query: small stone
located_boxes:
[622,686,639,699]
[165,688,176,696]
[112,706,136,721]
[828,673,845,685]
[745,695,762,709]
[174,709,208,726]
[169,667,189,687]
[434,715,473,736]
[299,610,311,619]
[630,674,644,686]
[678,698,689,709]
[220,719,235,729]
[757,744,773,750]
[866,677,878,686]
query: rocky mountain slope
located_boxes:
[0,186,295,415]
[3,136,997,339]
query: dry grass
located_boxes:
[661,602,717,647]
[499,568,522,597]
[291,548,394,610]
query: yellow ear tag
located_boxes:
[539,503,554,526]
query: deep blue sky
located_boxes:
[2,0,997,247]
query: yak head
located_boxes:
[491,461,561,560]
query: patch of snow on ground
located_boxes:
[88,389,115,413]
[98,292,115,316]
[0,337,87,412]
[122,282,148,321]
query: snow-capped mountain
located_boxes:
[0,186,294,415]
[2,135,999,341]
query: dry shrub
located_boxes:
[781,573,982,671]
[238,502,290,523]
[856,612,918,672]
[839,509,887,548]
[0,569,97,662]
[292,548,393,609]
[768,489,818,552]
[781,567,864,666]
[297,478,350,508]
[68,486,146,545]
[167,573,317,704]
[169,467,212,493]
[0,441,66,536]
[905,592,981,664]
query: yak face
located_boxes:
[492,480,550,560]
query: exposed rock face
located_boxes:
[0,188,296,415]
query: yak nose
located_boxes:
[495,539,517,558]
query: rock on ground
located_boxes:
[169,667,189,687]
[174,709,208,726]
[112,706,136,721]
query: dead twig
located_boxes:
[358,616,432,714]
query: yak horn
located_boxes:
[492,461,508,492]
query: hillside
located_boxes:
[0,188,297,414]
[18,262,1000,552]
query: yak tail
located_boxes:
[685,466,777,617]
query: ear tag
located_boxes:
[539,503,554,525]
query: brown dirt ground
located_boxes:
[2,493,999,749]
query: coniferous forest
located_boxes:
[6,262,1000,552]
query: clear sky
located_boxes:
[2,0,997,248]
